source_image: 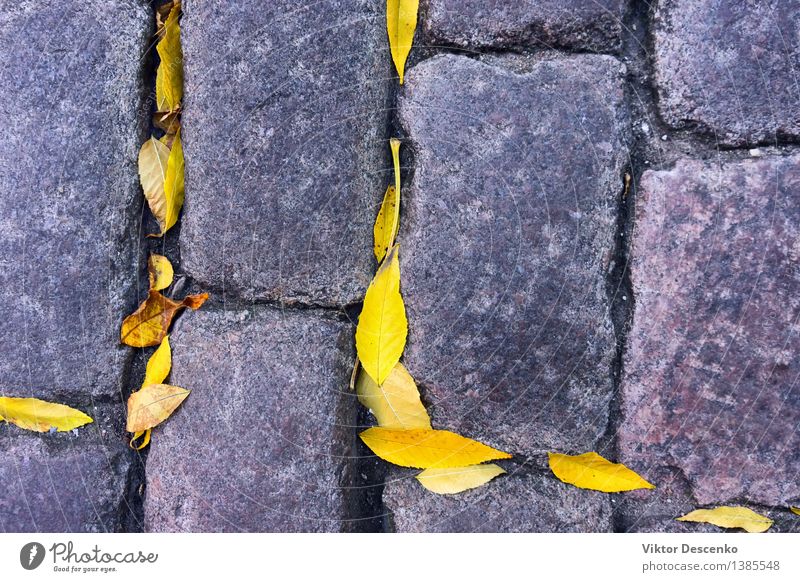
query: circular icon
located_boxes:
[20,542,45,570]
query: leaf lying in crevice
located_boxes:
[356,362,430,429]
[360,427,511,469]
[138,137,170,230]
[356,245,407,385]
[548,451,655,493]
[373,185,398,263]
[677,506,773,533]
[148,129,184,237]
[791,506,800,516]
[155,4,183,113]
[417,464,506,494]
[120,289,208,348]
[0,397,93,433]
[130,429,152,450]
[143,335,172,386]
[126,383,190,432]
[148,254,174,291]
[153,110,180,135]
[386,0,418,84]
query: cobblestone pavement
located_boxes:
[1,0,798,532]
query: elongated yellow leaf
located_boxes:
[126,383,190,432]
[791,506,800,516]
[0,397,93,433]
[138,137,170,231]
[677,507,773,533]
[143,335,171,386]
[548,452,655,493]
[373,185,398,263]
[360,427,511,469]
[417,464,506,494]
[356,362,430,429]
[159,128,184,236]
[155,4,183,113]
[148,254,174,291]
[386,0,418,84]
[356,245,407,385]
[120,289,208,348]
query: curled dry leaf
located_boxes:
[386,0,418,84]
[120,289,208,348]
[356,245,407,385]
[143,335,172,386]
[0,397,93,433]
[148,254,174,291]
[548,451,655,493]
[138,137,170,231]
[356,362,430,429]
[130,429,152,450]
[155,4,183,113]
[126,383,190,432]
[416,464,506,495]
[360,427,511,469]
[677,506,773,533]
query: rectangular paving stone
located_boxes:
[179,0,391,305]
[0,406,131,533]
[619,155,800,532]
[384,467,612,532]
[398,54,628,455]
[653,0,800,146]
[0,0,149,400]
[144,307,357,532]
[423,0,625,53]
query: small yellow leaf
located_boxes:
[373,185,398,263]
[548,452,655,493]
[120,289,208,348]
[791,506,800,516]
[356,245,407,385]
[138,137,170,231]
[126,383,190,432]
[161,128,184,236]
[360,427,511,469]
[148,254,174,291]
[130,429,152,450]
[386,0,419,84]
[417,464,506,494]
[155,4,183,113]
[0,397,93,433]
[677,506,773,533]
[356,362,430,429]
[143,335,171,386]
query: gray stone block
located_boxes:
[144,307,358,532]
[398,54,628,455]
[0,0,149,400]
[179,0,391,305]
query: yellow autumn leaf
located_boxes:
[143,335,172,386]
[120,289,208,348]
[138,137,170,231]
[148,254,174,291]
[356,362,430,429]
[153,110,180,135]
[417,464,506,494]
[386,0,418,84]
[0,397,93,433]
[155,4,183,113]
[677,506,773,533]
[150,128,185,237]
[356,245,407,385]
[130,429,152,450]
[548,451,655,493]
[373,185,398,263]
[791,507,800,516]
[360,427,511,469]
[126,383,190,432]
